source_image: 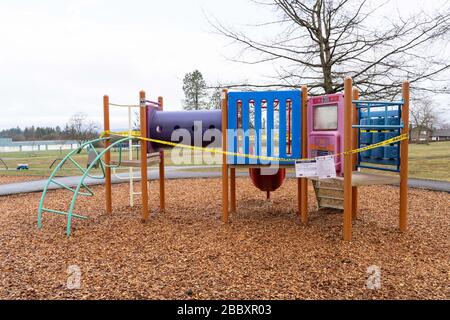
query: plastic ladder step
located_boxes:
[317,195,344,201]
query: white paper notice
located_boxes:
[315,156,337,180]
[295,160,318,178]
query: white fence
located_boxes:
[0,141,79,153]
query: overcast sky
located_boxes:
[0,0,449,130]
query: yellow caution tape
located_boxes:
[346,134,407,155]
[110,131,289,141]
[106,130,141,136]
[100,131,408,163]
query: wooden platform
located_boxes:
[110,153,160,167]
[310,171,399,187]
[351,172,400,186]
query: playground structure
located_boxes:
[37,77,409,241]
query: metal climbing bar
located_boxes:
[37,137,110,229]
[48,179,94,196]
[85,144,106,179]
[109,103,140,108]
[37,136,136,236]
[64,137,132,236]
[353,100,404,106]
[357,164,400,172]
[145,100,161,106]
[100,142,124,169]
[40,208,88,220]
[352,124,404,129]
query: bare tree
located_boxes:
[411,99,449,128]
[410,99,441,144]
[207,82,226,110]
[411,100,437,126]
[210,0,450,99]
[439,121,450,129]
[67,112,99,148]
[133,110,140,131]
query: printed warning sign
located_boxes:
[315,155,336,179]
[295,160,318,178]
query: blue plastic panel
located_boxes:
[227,91,301,165]
[360,111,400,118]
[360,132,372,144]
[354,100,403,107]
[357,101,403,172]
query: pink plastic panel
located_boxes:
[307,93,345,174]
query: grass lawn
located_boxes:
[0,141,449,181]
[0,147,219,177]
[407,141,450,181]
[0,149,104,177]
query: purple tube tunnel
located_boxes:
[146,105,222,152]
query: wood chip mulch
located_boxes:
[0,177,448,299]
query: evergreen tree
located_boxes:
[182,70,207,110]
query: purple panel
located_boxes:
[146,108,222,152]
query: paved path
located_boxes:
[0,166,449,196]
[407,178,450,193]
[0,166,222,196]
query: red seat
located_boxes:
[249,168,286,192]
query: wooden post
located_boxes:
[297,180,301,217]
[139,91,149,221]
[103,95,112,214]
[221,89,229,223]
[158,96,165,212]
[343,77,353,241]
[300,85,308,224]
[230,167,236,212]
[400,81,409,232]
[351,87,359,220]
